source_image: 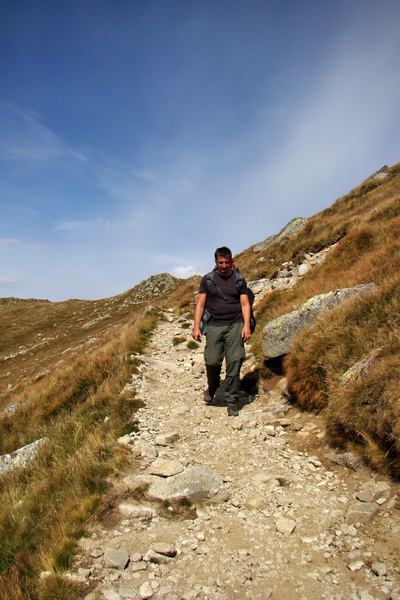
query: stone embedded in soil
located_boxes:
[371,561,388,576]
[146,466,228,503]
[143,550,174,564]
[103,589,123,600]
[356,480,391,503]
[346,501,380,524]
[275,518,297,535]
[155,431,180,446]
[139,581,155,599]
[147,458,184,477]
[118,504,156,520]
[104,548,130,569]
[326,451,365,471]
[123,474,154,491]
[150,542,177,557]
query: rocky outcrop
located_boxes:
[132,273,177,304]
[253,217,308,253]
[249,244,334,302]
[262,283,376,359]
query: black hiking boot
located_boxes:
[203,389,214,404]
[227,405,239,417]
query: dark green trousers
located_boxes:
[204,323,245,407]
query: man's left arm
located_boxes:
[240,293,252,341]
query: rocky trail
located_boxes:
[69,311,400,600]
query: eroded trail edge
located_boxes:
[71,312,400,600]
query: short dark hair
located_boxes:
[214,246,232,261]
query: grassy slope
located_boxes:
[235,162,400,477]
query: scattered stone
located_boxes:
[339,347,383,386]
[139,581,154,599]
[118,583,138,598]
[276,518,297,535]
[1,402,22,417]
[355,480,391,503]
[348,560,364,571]
[150,542,177,557]
[118,504,156,520]
[244,495,268,510]
[103,589,123,600]
[123,475,154,491]
[61,312,400,600]
[346,502,380,524]
[155,432,180,446]
[264,425,276,436]
[326,451,365,471]
[39,571,52,579]
[142,445,159,459]
[104,548,130,570]
[143,550,174,565]
[148,458,184,477]
[371,561,388,577]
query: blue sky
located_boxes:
[1,0,399,301]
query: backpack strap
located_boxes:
[234,269,245,290]
[204,271,215,294]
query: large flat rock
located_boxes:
[146,466,229,504]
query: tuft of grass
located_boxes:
[186,340,199,350]
[38,574,81,600]
[172,336,186,346]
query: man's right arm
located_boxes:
[192,292,207,341]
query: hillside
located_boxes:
[0,162,399,599]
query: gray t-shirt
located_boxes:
[199,270,248,326]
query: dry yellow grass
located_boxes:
[0,309,158,599]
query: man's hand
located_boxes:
[192,327,202,342]
[192,292,207,343]
[242,326,252,342]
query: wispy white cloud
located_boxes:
[0,102,86,166]
[171,265,199,278]
[55,218,113,232]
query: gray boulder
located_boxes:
[262,283,376,359]
[253,217,307,253]
[0,438,48,476]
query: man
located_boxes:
[192,246,252,417]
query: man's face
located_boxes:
[215,255,232,275]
